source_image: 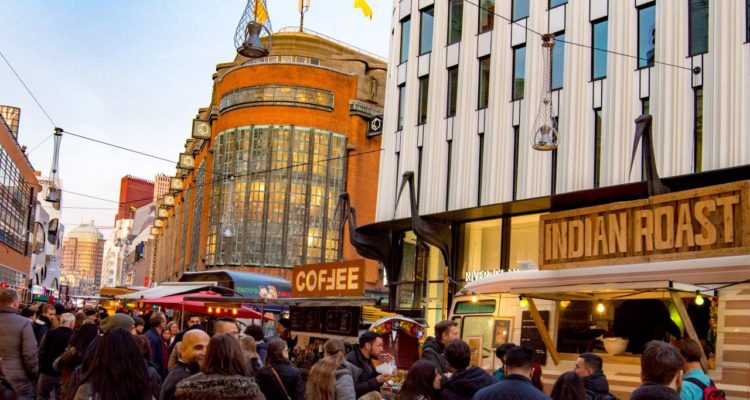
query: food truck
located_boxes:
[449,181,750,399]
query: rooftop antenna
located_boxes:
[234,0,273,59]
[299,0,311,32]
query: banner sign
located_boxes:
[539,181,750,269]
[292,259,365,297]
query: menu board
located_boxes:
[520,311,549,366]
[290,307,321,333]
[290,306,360,337]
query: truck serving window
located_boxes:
[454,300,495,314]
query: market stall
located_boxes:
[369,316,427,369]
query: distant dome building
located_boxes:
[61,222,105,296]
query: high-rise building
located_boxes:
[153,174,170,202]
[115,175,154,223]
[153,29,386,287]
[365,0,750,395]
[0,106,39,297]
[60,222,105,296]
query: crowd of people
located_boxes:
[0,289,724,400]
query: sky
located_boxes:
[0,0,392,235]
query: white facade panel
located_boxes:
[590,0,608,20]
[418,53,430,77]
[377,0,750,223]
[399,0,411,20]
[477,31,492,58]
[549,5,566,34]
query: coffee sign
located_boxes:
[539,181,750,269]
[292,260,365,297]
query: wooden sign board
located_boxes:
[292,259,366,297]
[539,181,750,269]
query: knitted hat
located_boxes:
[100,313,134,332]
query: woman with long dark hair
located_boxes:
[305,339,355,400]
[550,372,587,400]
[73,328,152,400]
[256,338,304,400]
[132,334,163,399]
[174,334,264,400]
[397,360,440,400]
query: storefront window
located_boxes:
[508,214,541,270]
[459,219,502,282]
[396,231,447,325]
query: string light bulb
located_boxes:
[471,294,478,303]
[560,300,570,308]
[695,294,705,306]
[596,302,606,314]
[208,307,213,314]
[520,297,529,309]
[232,308,238,316]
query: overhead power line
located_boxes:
[58,147,384,207]
[463,0,694,72]
[0,49,58,126]
[63,130,176,164]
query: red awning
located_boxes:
[143,291,272,320]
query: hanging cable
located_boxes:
[462,0,694,72]
[0,49,58,126]
[58,147,384,207]
[62,130,175,164]
[25,134,54,155]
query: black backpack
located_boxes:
[683,377,726,400]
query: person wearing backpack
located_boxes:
[673,339,725,400]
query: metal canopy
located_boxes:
[117,282,217,300]
[183,295,378,308]
[512,280,715,301]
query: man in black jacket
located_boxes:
[440,340,496,400]
[575,353,611,400]
[37,312,75,399]
[32,304,56,345]
[422,320,459,374]
[345,331,392,398]
[473,346,551,400]
[159,329,210,400]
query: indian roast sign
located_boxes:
[539,181,750,269]
[292,260,365,297]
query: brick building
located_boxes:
[153,29,385,290]
[115,175,154,223]
[0,106,39,294]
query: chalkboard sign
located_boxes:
[322,307,360,337]
[520,311,549,366]
[290,307,321,333]
[290,306,360,337]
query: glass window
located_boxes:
[400,17,411,63]
[478,0,495,34]
[508,213,541,269]
[448,0,463,45]
[447,67,459,118]
[689,0,709,56]
[550,0,567,7]
[419,6,434,54]
[460,316,496,369]
[552,32,565,90]
[694,87,703,172]
[638,4,656,68]
[594,109,602,188]
[418,76,429,125]
[512,0,529,21]
[478,57,491,110]
[592,19,608,80]
[398,85,407,131]
[512,46,526,100]
[459,219,502,281]
[455,300,496,314]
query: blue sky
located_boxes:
[0,0,392,233]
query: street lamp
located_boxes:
[530,34,559,151]
[234,0,273,59]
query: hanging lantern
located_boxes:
[234,0,273,59]
[530,34,559,151]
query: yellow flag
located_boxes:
[255,0,269,24]
[354,0,373,20]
